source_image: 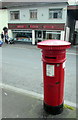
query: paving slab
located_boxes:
[2,88,77,119]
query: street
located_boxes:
[1,42,77,106]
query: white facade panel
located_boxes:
[8,4,67,24]
[32,30,35,45]
[65,27,70,42]
[0,9,8,40]
[60,31,65,40]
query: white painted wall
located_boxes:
[0,9,8,41]
[8,4,67,24]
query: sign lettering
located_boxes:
[43,25,54,29]
[17,25,26,28]
[30,25,39,29]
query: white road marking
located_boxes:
[0,83,77,108]
[67,52,78,55]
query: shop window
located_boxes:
[15,32,32,38]
[10,11,20,20]
[14,32,32,42]
[30,9,37,19]
[49,9,62,19]
[46,31,61,40]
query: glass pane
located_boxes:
[49,13,52,19]
[15,13,19,19]
[30,12,32,18]
[52,34,60,39]
[53,13,58,18]
[58,11,62,18]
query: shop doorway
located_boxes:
[73,31,78,45]
[35,30,46,42]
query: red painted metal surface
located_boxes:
[43,62,64,106]
[38,40,71,50]
[42,49,66,63]
[37,40,71,107]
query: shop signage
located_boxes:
[8,23,65,30]
[17,25,27,29]
[30,25,39,29]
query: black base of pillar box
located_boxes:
[44,102,63,115]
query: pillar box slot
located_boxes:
[45,56,56,59]
[37,39,71,115]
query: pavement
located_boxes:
[1,87,77,119]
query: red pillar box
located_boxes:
[37,40,71,115]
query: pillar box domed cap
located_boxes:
[37,40,71,50]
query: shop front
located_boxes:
[8,23,65,45]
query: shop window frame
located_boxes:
[29,9,37,20]
[10,11,20,20]
[49,9,62,19]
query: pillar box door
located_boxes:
[37,39,71,115]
